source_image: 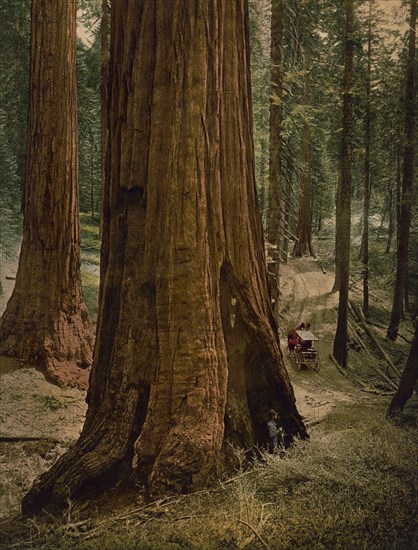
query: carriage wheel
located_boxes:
[313,353,320,372]
[289,351,296,369]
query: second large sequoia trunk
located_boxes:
[0,0,93,388]
[23,0,307,513]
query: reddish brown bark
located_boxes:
[387,323,418,417]
[333,0,353,368]
[387,0,416,340]
[267,0,284,248]
[361,0,372,317]
[267,0,284,315]
[22,0,307,514]
[0,0,94,388]
[293,27,314,258]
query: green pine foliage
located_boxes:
[0,0,30,210]
[77,35,101,221]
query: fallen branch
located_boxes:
[328,354,375,393]
[347,320,398,391]
[237,519,271,550]
[0,436,61,443]
[349,301,401,379]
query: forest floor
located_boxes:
[0,225,417,549]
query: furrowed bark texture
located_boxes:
[267,0,283,248]
[22,0,307,514]
[0,0,93,388]
[386,323,418,417]
[387,0,416,340]
[361,0,372,317]
[333,0,353,368]
[293,2,314,259]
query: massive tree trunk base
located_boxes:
[292,242,315,259]
[1,305,93,389]
[22,411,306,516]
[21,286,308,514]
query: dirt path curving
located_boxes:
[279,257,369,428]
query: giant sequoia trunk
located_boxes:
[333,0,353,368]
[22,0,307,514]
[0,0,93,388]
[387,0,416,340]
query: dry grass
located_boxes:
[1,404,416,550]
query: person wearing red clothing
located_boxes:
[287,327,298,352]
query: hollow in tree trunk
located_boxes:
[0,0,94,389]
[22,0,307,515]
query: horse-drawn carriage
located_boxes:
[289,330,320,372]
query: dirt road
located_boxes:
[279,257,368,427]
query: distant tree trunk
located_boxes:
[293,49,314,257]
[0,0,94,388]
[259,135,268,217]
[267,0,283,248]
[90,135,95,223]
[333,0,353,368]
[395,122,402,249]
[387,323,418,417]
[332,170,342,292]
[361,0,372,317]
[22,0,307,514]
[281,154,294,264]
[100,0,109,235]
[267,0,284,315]
[387,0,416,340]
[385,185,394,253]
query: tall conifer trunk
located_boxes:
[0,0,93,388]
[387,323,418,417]
[22,0,307,514]
[387,0,416,340]
[293,42,314,258]
[267,0,284,247]
[267,0,284,313]
[361,0,372,317]
[333,0,353,368]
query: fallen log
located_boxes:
[0,436,61,443]
[347,319,398,391]
[349,301,401,379]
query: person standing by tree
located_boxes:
[267,409,282,453]
[0,0,94,388]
